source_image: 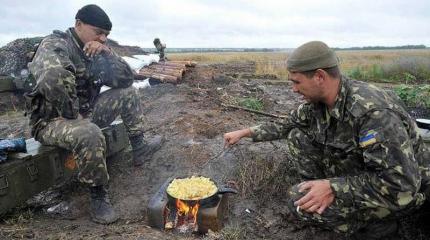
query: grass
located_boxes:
[237,97,264,111]
[169,49,430,84]
[170,52,290,80]
[394,84,430,108]
[203,225,246,240]
[2,209,34,225]
[235,152,276,198]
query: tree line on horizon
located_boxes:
[148,45,427,53]
[333,45,427,51]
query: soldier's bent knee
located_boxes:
[72,122,106,149]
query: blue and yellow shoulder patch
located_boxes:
[359,129,378,148]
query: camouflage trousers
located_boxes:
[285,128,419,236]
[35,87,144,187]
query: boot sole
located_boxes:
[90,214,119,224]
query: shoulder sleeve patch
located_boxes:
[359,129,378,148]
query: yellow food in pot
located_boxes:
[167,176,218,200]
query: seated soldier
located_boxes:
[26,4,163,224]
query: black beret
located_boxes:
[75,4,112,31]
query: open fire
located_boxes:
[165,199,201,233]
[148,177,232,234]
[176,199,200,225]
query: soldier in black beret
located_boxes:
[223,41,430,238]
[26,4,163,224]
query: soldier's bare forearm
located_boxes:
[224,128,252,147]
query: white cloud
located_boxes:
[0,0,429,48]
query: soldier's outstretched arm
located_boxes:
[250,103,311,142]
[224,128,252,147]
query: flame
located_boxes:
[176,199,200,224]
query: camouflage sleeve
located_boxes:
[330,109,423,212]
[28,36,79,119]
[28,36,76,80]
[89,51,133,88]
[250,103,311,142]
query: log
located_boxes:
[139,69,183,78]
[146,66,185,75]
[167,60,197,67]
[148,63,185,71]
[158,62,187,68]
[149,64,185,71]
[137,72,179,83]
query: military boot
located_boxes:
[89,185,118,224]
[130,134,163,166]
[351,220,399,240]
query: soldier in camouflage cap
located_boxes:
[223,41,430,238]
[25,4,163,224]
[153,38,167,61]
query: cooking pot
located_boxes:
[416,119,430,130]
[166,176,237,207]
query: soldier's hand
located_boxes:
[223,128,252,147]
[294,180,334,215]
[83,41,111,57]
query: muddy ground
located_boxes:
[1,62,430,240]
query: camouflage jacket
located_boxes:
[155,43,166,60]
[251,76,430,211]
[26,28,133,137]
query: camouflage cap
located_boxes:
[287,41,338,72]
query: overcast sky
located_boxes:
[0,0,429,48]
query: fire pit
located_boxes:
[147,177,236,234]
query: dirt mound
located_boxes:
[106,39,147,57]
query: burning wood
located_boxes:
[148,177,232,235]
[175,199,200,232]
[164,199,200,233]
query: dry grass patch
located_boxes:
[169,49,430,83]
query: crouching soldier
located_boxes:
[224,41,430,238]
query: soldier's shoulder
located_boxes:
[344,79,399,118]
[40,30,70,47]
[52,30,69,39]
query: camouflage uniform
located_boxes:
[155,43,166,61]
[250,76,430,235]
[25,28,145,187]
